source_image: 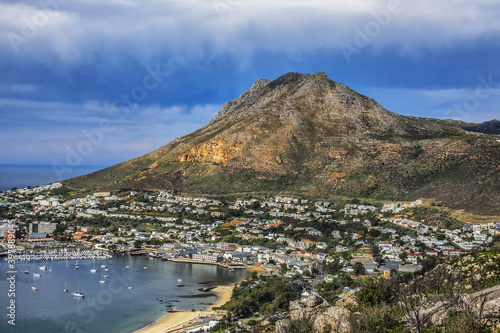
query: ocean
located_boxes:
[1,255,250,333]
[0,165,108,191]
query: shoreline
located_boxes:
[135,284,235,333]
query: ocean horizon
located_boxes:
[0,164,108,192]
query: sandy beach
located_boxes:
[136,284,235,333]
[246,266,267,273]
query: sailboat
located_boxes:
[75,259,79,269]
[31,276,37,291]
[63,282,68,292]
[72,284,85,297]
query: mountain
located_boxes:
[65,72,500,215]
[462,119,500,135]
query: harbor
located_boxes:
[0,253,250,333]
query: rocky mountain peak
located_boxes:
[251,78,271,90]
[210,72,341,124]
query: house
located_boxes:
[442,249,472,257]
[407,253,423,264]
[426,250,439,256]
[473,233,489,242]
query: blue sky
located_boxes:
[1,0,499,169]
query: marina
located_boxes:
[5,249,113,262]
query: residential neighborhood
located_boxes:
[2,184,498,282]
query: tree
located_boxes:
[353,262,366,276]
[356,278,399,307]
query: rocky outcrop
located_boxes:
[276,295,350,333]
[408,285,500,331]
[176,139,241,164]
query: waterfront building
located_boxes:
[29,221,58,235]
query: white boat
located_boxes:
[128,286,133,289]
[143,267,147,269]
[64,282,68,292]
[72,284,85,298]
[125,266,129,269]
[101,265,107,268]
[31,276,37,290]
[39,265,47,270]
[103,275,109,278]
[90,269,97,273]
[99,280,106,283]
[31,286,37,291]
[33,273,41,277]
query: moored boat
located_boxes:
[72,284,85,297]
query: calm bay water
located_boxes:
[0,164,108,191]
[1,255,250,333]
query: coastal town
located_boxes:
[1,183,500,332]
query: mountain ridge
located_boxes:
[64,72,500,215]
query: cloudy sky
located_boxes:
[1,0,499,169]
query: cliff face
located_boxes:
[65,72,500,215]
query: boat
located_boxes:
[90,269,97,273]
[128,286,133,289]
[31,276,37,291]
[33,273,41,277]
[125,266,129,269]
[143,266,147,269]
[39,265,47,270]
[103,275,109,278]
[24,271,29,274]
[72,284,85,298]
[101,265,107,268]
[64,282,68,292]
[177,278,184,287]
